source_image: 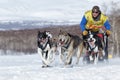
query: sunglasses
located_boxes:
[92,11,99,13]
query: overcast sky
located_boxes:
[0,0,119,21]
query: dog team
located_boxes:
[37,30,107,68]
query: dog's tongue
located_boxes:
[59,40,64,45]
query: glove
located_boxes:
[106,30,111,36]
[83,30,88,36]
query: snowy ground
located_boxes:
[0,54,120,80]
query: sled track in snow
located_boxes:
[0,54,120,80]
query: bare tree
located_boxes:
[102,1,120,57]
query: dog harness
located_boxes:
[63,38,71,49]
[38,38,52,55]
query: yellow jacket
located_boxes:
[84,10,108,32]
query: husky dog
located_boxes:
[58,30,83,65]
[83,31,105,64]
[37,31,57,67]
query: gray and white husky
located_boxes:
[58,30,83,65]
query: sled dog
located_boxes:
[37,31,57,67]
[83,31,105,64]
[58,30,83,65]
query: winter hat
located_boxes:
[92,6,101,13]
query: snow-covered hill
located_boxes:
[0,20,78,30]
[0,54,120,80]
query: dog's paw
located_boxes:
[41,65,52,68]
[41,65,46,68]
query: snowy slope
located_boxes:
[0,54,120,80]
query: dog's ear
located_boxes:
[59,30,65,33]
[59,29,62,35]
[68,33,71,37]
[43,31,48,38]
[38,31,41,36]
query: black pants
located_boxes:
[104,36,108,60]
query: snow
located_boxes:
[0,54,120,80]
